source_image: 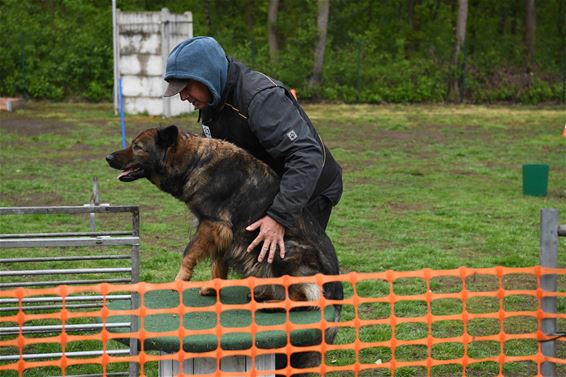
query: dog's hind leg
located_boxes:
[175,219,233,282]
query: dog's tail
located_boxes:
[301,282,322,302]
[295,279,341,344]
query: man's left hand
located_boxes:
[246,216,286,263]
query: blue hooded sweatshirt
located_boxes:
[164,36,228,109]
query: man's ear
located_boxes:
[157,125,178,148]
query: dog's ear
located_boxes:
[157,125,178,148]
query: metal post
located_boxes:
[129,206,140,377]
[113,0,119,115]
[119,78,127,149]
[89,177,99,232]
[161,8,171,118]
[131,207,140,284]
[539,208,558,377]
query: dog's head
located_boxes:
[106,125,179,182]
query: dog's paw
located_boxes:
[175,270,190,281]
[199,287,216,296]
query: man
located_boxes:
[163,36,342,266]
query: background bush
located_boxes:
[0,0,564,103]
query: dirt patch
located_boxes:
[0,191,67,207]
[502,273,538,290]
[323,121,485,154]
[449,169,477,176]
[0,115,72,136]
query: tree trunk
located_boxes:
[511,0,519,35]
[246,0,257,68]
[204,0,212,35]
[309,0,330,93]
[447,0,468,102]
[558,0,566,46]
[525,0,536,73]
[408,0,416,30]
[407,0,420,54]
[267,0,280,64]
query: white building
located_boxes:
[114,8,193,117]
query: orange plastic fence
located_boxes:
[1,266,565,377]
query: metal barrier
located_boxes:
[0,205,140,377]
[539,208,566,377]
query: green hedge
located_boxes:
[0,0,563,103]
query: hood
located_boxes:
[165,36,228,108]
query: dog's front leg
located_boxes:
[175,238,202,281]
[199,257,229,296]
[175,220,233,282]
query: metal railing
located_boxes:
[0,204,141,377]
[539,208,566,377]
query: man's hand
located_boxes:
[246,216,286,263]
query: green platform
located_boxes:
[106,286,335,353]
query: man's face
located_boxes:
[179,81,212,110]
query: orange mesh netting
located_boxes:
[0,266,564,376]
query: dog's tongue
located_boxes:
[118,170,132,179]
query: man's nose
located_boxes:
[180,92,192,102]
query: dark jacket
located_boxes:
[200,59,342,228]
[165,37,342,228]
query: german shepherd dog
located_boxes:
[106,125,342,335]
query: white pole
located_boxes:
[112,0,118,115]
[161,8,171,117]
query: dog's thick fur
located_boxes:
[106,125,342,329]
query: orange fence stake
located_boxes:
[290,88,297,100]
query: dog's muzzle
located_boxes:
[106,153,123,170]
[106,153,146,182]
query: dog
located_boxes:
[106,125,343,337]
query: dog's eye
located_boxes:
[133,144,144,152]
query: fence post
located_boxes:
[89,177,99,232]
[130,206,140,377]
[161,7,172,118]
[540,208,558,377]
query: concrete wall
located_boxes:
[115,8,193,116]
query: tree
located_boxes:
[246,0,257,68]
[204,0,212,35]
[309,0,329,94]
[525,0,536,72]
[407,0,420,54]
[267,0,280,64]
[447,0,468,102]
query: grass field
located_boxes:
[1,102,565,376]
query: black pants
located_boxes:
[305,195,333,230]
[276,195,334,374]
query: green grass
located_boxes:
[1,102,565,376]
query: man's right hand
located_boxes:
[245,216,286,263]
